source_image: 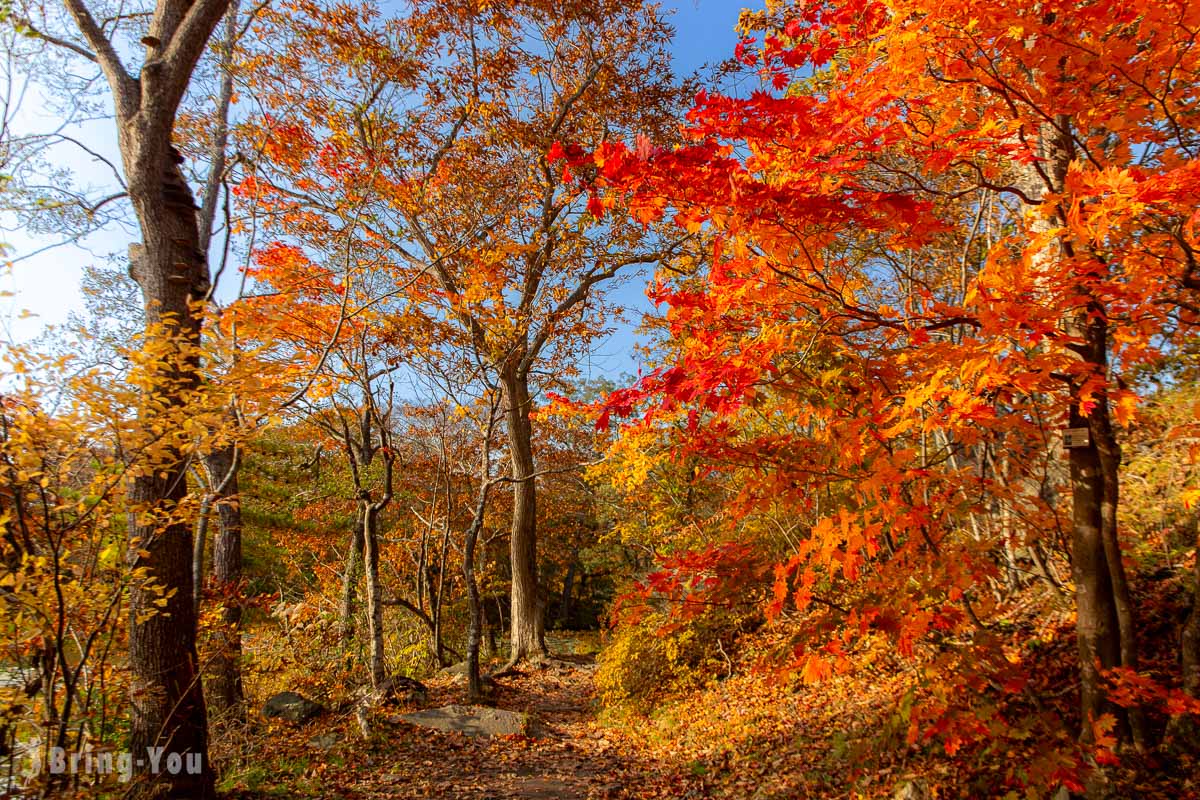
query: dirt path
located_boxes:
[236,656,686,800]
[363,658,634,799]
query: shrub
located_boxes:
[596,604,756,711]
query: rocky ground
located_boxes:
[223,655,695,800]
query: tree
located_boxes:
[237,239,411,688]
[0,346,133,794]
[585,0,1200,782]
[236,0,688,664]
[6,0,239,792]
[446,381,505,700]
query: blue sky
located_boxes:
[1,1,750,375]
[668,0,746,77]
[547,0,750,384]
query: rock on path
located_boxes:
[398,704,535,737]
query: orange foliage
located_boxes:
[582,0,1200,785]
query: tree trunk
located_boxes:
[58,0,233,792]
[501,369,547,664]
[205,445,244,717]
[1068,370,1123,738]
[1168,525,1200,748]
[463,509,486,701]
[123,152,215,799]
[339,518,365,644]
[1184,534,1200,700]
[362,504,386,688]
[1019,118,1131,751]
[558,557,577,629]
[192,491,212,618]
[484,601,499,659]
[1058,190,1140,749]
[1090,349,1146,748]
[462,432,499,701]
[424,561,440,661]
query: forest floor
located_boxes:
[220,561,1200,799]
[223,654,695,800]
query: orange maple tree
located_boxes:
[579,0,1200,784]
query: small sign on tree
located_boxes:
[1063,427,1091,449]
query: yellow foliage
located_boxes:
[595,604,755,712]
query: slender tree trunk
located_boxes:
[462,428,498,701]
[558,558,577,629]
[578,571,590,615]
[1168,525,1200,748]
[463,507,486,701]
[501,368,546,664]
[193,492,212,617]
[424,562,439,659]
[205,445,244,717]
[339,518,365,644]
[362,504,386,688]
[196,0,237,259]
[432,521,453,666]
[1184,535,1200,700]
[417,529,428,614]
[484,601,498,659]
